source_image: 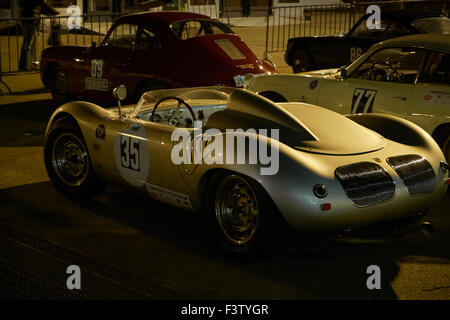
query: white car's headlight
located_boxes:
[233,75,245,87]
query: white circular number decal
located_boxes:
[114,126,149,187]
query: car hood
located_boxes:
[206,89,385,155]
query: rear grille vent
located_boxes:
[335,162,395,206]
[387,155,436,196]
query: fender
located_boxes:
[46,101,112,136]
[346,113,443,155]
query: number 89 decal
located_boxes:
[351,88,377,114]
[120,135,140,171]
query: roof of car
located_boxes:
[378,34,450,52]
[114,11,212,26]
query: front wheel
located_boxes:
[44,118,105,199]
[207,171,280,258]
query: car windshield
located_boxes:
[413,17,450,34]
[349,47,426,84]
[350,18,412,39]
[170,19,233,40]
[129,87,234,127]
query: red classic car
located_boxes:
[40,11,277,104]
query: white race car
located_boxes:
[43,86,448,257]
[247,34,450,162]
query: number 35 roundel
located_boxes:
[114,126,149,187]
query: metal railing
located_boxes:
[264,0,449,57]
[265,3,357,56]
[0,1,223,76]
[0,13,126,75]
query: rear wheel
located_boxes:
[44,117,105,199]
[49,65,71,104]
[207,171,280,259]
[291,49,310,73]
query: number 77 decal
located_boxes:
[351,88,377,113]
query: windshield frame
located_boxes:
[128,86,234,119]
[412,17,450,34]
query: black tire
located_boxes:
[49,65,71,104]
[206,171,281,259]
[134,79,169,103]
[434,126,450,163]
[259,91,288,103]
[44,117,105,199]
[291,49,310,73]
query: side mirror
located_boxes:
[113,85,127,119]
[339,66,347,80]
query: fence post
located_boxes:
[264,4,271,60]
[0,39,11,94]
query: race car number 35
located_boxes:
[114,126,150,187]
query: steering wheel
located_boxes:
[367,61,403,81]
[364,66,387,81]
[150,96,196,126]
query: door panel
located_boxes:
[322,46,428,117]
[408,52,450,134]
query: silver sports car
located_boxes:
[43,86,449,257]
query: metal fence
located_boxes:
[264,0,449,57]
[0,1,223,76]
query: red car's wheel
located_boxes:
[49,65,71,104]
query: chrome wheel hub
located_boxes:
[52,133,88,187]
[215,175,259,245]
